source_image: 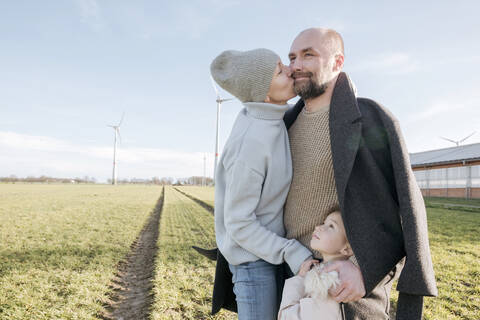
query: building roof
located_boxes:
[409,142,480,167]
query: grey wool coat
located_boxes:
[197,72,437,320]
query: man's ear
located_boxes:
[333,53,344,72]
[340,244,353,257]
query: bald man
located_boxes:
[282,28,437,319]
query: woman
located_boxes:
[211,48,312,320]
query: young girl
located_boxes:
[278,211,353,320]
[211,48,312,320]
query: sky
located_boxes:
[1,0,480,182]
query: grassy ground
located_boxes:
[424,196,480,206]
[424,197,480,213]
[421,207,480,319]
[151,186,234,320]
[175,186,215,207]
[0,183,162,319]
[2,184,478,319]
[177,186,480,319]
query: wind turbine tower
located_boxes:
[108,113,124,185]
[203,154,206,187]
[210,76,232,182]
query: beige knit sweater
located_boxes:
[284,106,339,259]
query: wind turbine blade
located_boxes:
[118,112,125,127]
[440,137,457,144]
[459,131,476,143]
[210,75,220,98]
[221,98,234,102]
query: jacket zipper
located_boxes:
[341,302,346,320]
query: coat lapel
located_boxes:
[329,73,363,206]
[284,72,363,206]
[284,99,304,130]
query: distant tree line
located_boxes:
[0,175,97,184]
[108,177,176,185]
[1,175,213,186]
[175,176,214,186]
[109,176,213,186]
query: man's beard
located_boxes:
[293,72,327,100]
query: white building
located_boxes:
[410,143,480,199]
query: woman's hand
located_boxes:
[298,259,319,277]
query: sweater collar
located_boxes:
[243,102,290,120]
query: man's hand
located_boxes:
[298,259,319,277]
[323,259,365,303]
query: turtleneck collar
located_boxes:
[243,102,290,120]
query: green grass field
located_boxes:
[421,207,480,319]
[1,184,479,319]
[151,186,234,320]
[175,186,215,207]
[424,197,480,214]
[0,183,162,319]
[424,196,480,207]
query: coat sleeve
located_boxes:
[386,119,437,296]
[384,118,438,319]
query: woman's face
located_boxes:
[265,60,296,104]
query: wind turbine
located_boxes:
[211,76,232,182]
[203,153,206,187]
[108,112,124,185]
[440,131,476,147]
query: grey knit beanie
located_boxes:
[210,48,280,103]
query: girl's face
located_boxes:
[265,60,296,104]
[310,212,349,256]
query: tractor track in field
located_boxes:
[173,187,214,214]
[100,187,164,320]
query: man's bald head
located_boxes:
[293,27,344,57]
[288,27,345,101]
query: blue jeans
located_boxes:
[228,260,279,320]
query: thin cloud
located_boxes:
[74,0,106,32]
[0,131,214,181]
[406,97,479,124]
[352,53,480,75]
[402,95,480,152]
[207,0,241,11]
[352,52,419,75]
[429,55,480,66]
[0,131,70,152]
[72,0,241,40]
[314,19,348,32]
[175,5,213,39]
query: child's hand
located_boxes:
[299,259,319,277]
